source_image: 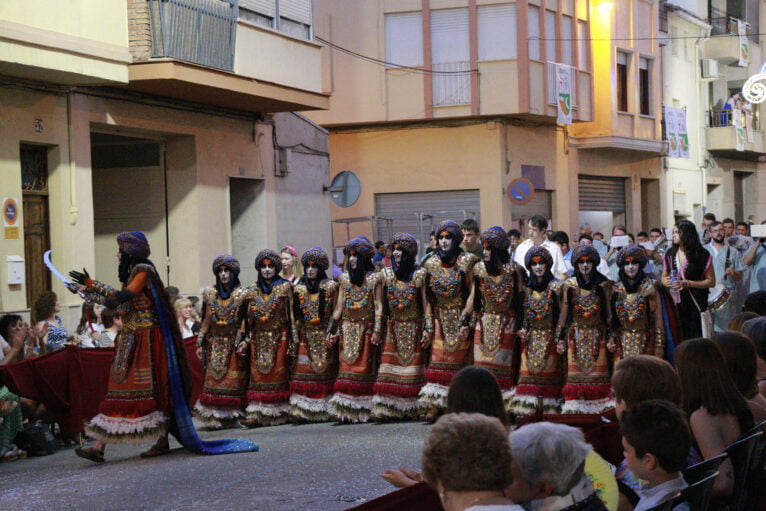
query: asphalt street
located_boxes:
[0,421,430,511]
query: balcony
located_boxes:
[702,17,749,65]
[123,0,328,113]
[706,109,766,160]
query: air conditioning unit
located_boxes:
[701,59,719,79]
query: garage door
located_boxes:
[374,190,481,254]
[578,175,626,213]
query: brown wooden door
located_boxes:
[23,193,51,308]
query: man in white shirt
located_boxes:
[513,215,568,279]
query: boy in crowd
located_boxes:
[620,400,691,511]
[460,218,483,258]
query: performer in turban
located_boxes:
[610,245,664,363]
[557,245,614,414]
[289,247,339,422]
[371,233,431,420]
[239,249,297,426]
[468,227,519,407]
[511,246,564,414]
[419,220,479,419]
[70,232,256,462]
[193,255,248,429]
[326,236,383,423]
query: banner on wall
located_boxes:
[739,19,750,67]
[556,63,572,125]
[733,109,746,151]
[664,107,689,159]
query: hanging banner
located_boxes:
[746,110,754,142]
[664,106,678,158]
[739,19,749,67]
[556,63,572,125]
[664,106,689,158]
[733,109,746,151]
[676,108,689,159]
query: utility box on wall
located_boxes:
[7,255,25,285]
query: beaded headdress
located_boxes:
[434,220,464,245]
[347,236,375,259]
[117,231,151,259]
[212,254,240,276]
[301,247,330,270]
[525,246,553,270]
[572,245,601,266]
[255,249,282,273]
[390,232,419,257]
[616,244,648,268]
[480,226,510,251]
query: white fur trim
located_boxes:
[372,394,424,412]
[193,400,243,420]
[510,394,562,415]
[289,394,329,412]
[86,411,167,445]
[560,397,614,415]
[246,402,290,417]
[418,383,448,408]
[328,393,372,423]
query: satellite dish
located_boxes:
[325,170,361,208]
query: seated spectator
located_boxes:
[620,400,691,511]
[0,314,30,364]
[744,290,766,316]
[97,309,122,348]
[675,338,754,497]
[727,311,758,332]
[74,302,104,348]
[382,366,509,489]
[611,355,683,420]
[422,413,522,511]
[174,298,200,340]
[741,317,766,398]
[33,291,69,352]
[507,422,607,510]
[712,331,766,423]
[0,386,25,462]
[166,286,180,306]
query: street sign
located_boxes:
[507,178,534,205]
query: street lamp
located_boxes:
[742,62,766,104]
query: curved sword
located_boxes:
[43,250,85,298]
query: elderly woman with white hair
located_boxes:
[506,422,608,511]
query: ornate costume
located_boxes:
[193,255,248,429]
[471,227,519,406]
[419,221,478,409]
[611,245,664,363]
[512,246,564,414]
[372,233,430,419]
[558,245,614,414]
[242,249,297,426]
[327,237,382,423]
[289,248,339,422]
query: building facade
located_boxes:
[0,0,330,325]
[309,0,664,256]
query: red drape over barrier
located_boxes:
[0,339,203,433]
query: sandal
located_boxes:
[0,446,19,463]
[75,446,105,463]
[140,443,171,458]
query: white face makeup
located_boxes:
[348,253,358,270]
[392,246,403,264]
[577,259,593,276]
[531,261,547,277]
[483,247,491,262]
[624,260,640,278]
[218,267,231,284]
[438,233,453,252]
[260,261,276,280]
[305,265,319,279]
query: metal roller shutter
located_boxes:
[578,175,626,213]
[374,190,481,255]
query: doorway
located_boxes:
[229,177,266,286]
[20,144,51,308]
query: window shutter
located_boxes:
[240,0,275,17]
[528,6,540,61]
[478,4,517,60]
[431,8,470,63]
[385,12,424,67]
[562,15,573,65]
[279,0,311,25]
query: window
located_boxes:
[528,6,540,61]
[239,0,312,39]
[617,51,630,112]
[385,12,424,67]
[478,4,517,60]
[562,15,573,65]
[545,10,556,62]
[431,8,470,106]
[577,20,588,70]
[639,57,651,115]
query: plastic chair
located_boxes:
[682,452,727,484]
[668,470,719,511]
[744,425,766,510]
[744,418,766,437]
[723,431,763,511]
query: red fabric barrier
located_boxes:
[0,340,204,433]
[349,483,443,511]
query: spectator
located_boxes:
[513,215,568,279]
[742,317,766,398]
[507,229,522,262]
[97,309,122,348]
[604,225,628,281]
[579,222,593,239]
[611,355,682,420]
[279,246,303,285]
[174,298,200,340]
[576,235,610,277]
[675,338,754,497]
[620,400,692,511]
[373,240,386,264]
[727,311,758,331]
[593,232,604,241]
[0,314,30,364]
[507,422,607,510]
[166,286,180,305]
[74,302,105,348]
[460,219,483,258]
[33,291,69,352]
[420,230,438,264]
[0,386,25,462]
[700,212,716,244]
[712,331,766,423]
[744,290,766,315]
[722,218,735,238]
[736,221,749,237]
[550,231,573,275]
[422,413,522,511]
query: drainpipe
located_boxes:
[66,91,78,226]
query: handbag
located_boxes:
[679,261,713,338]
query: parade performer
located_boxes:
[557,245,614,414]
[610,245,664,363]
[289,247,339,422]
[419,220,479,417]
[468,227,519,407]
[240,249,297,426]
[69,232,256,462]
[326,237,382,422]
[193,255,248,429]
[371,233,431,420]
[512,246,564,414]
[705,222,743,333]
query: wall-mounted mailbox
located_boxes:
[7,255,24,285]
